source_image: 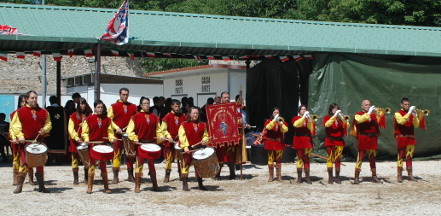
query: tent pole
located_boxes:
[94,44,101,101]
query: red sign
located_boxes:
[206,102,240,148]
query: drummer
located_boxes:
[67,97,92,185]
[160,99,187,183]
[178,106,210,191]
[126,97,162,193]
[10,90,52,194]
[82,100,119,194]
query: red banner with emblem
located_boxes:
[206,102,240,148]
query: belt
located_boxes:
[397,134,415,139]
[139,139,156,143]
[359,133,377,137]
[326,136,343,141]
[295,133,311,137]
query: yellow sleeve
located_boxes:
[413,114,420,128]
[160,121,172,139]
[281,123,288,133]
[178,125,189,151]
[156,122,163,144]
[293,117,305,128]
[202,128,210,144]
[126,119,138,142]
[266,120,275,130]
[111,120,120,131]
[394,112,410,125]
[43,113,52,133]
[325,116,336,127]
[10,112,23,139]
[107,120,115,143]
[68,118,80,141]
[81,121,90,142]
[107,105,114,119]
[355,113,370,124]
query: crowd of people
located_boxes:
[1,88,425,194]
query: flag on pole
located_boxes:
[84,47,94,57]
[68,48,74,58]
[100,0,129,45]
[127,50,135,61]
[0,51,7,62]
[32,51,41,57]
[194,55,202,62]
[52,50,62,61]
[16,52,25,59]
[111,49,120,57]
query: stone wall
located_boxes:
[0,54,143,95]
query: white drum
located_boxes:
[90,145,114,161]
[138,143,162,160]
[25,143,48,167]
[192,147,220,178]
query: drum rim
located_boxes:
[25,143,48,153]
[140,143,161,151]
[92,145,113,153]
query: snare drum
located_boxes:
[90,145,114,161]
[138,143,161,160]
[192,147,220,178]
[174,142,183,161]
[122,133,136,156]
[25,143,48,167]
[77,143,91,167]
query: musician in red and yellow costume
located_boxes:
[292,104,316,184]
[263,107,288,182]
[10,90,52,193]
[82,100,117,194]
[126,97,162,193]
[108,87,137,183]
[160,99,187,183]
[178,107,210,191]
[9,94,33,186]
[394,97,421,183]
[352,100,381,184]
[68,97,92,185]
[322,103,349,184]
[213,91,237,180]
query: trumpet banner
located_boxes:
[206,102,240,148]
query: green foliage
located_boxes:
[140,58,206,73]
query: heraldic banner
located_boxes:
[206,102,240,147]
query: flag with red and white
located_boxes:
[0,51,7,62]
[264,55,274,59]
[194,55,202,62]
[53,50,62,61]
[127,50,135,61]
[279,56,289,62]
[111,49,120,57]
[16,52,25,59]
[163,53,172,58]
[68,48,74,58]
[222,56,231,61]
[206,55,216,60]
[84,47,94,57]
[239,55,249,59]
[304,54,313,60]
[146,52,155,58]
[32,51,41,57]
[100,0,129,45]
[293,55,303,61]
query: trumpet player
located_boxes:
[263,108,288,182]
[292,105,315,184]
[352,100,381,184]
[394,97,420,183]
[323,103,349,184]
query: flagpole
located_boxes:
[41,0,47,107]
[94,44,101,101]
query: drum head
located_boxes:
[174,142,181,150]
[92,145,113,153]
[193,147,214,160]
[26,143,47,154]
[77,144,88,150]
[140,143,161,152]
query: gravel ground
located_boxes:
[1,160,441,215]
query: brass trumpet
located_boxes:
[375,107,391,114]
[416,109,430,116]
[277,116,285,123]
[338,113,351,122]
[310,114,319,121]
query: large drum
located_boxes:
[77,143,91,167]
[122,133,136,157]
[138,143,161,160]
[192,146,220,178]
[90,145,114,161]
[25,143,48,167]
[174,142,183,161]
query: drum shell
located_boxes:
[25,143,48,167]
[138,144,161,160]
[174,142,183,161]
[77,145,91,166]
[90,145,114,161]
[192,147,220,178]
[122,134,136,156]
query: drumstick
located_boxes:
[181,150,198,154]
[88,141,104,144]
[311,153,346,166]
[76,118,85,134]
[103,137,122,141]
[33,134,40,143]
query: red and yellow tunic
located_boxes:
[161,111,187,146]
[263,119,288,150]
[323,115,348,147]
[394,109,419,148]
[126,111,161,143]
[68,112,86,152]
[108,100,138,130]
[354,111,379,151]
[292,116,314,149]
[11,105,52,140]
[178,121,210,151]
[81,114,114,142]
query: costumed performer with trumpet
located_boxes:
[263,108,288,182]
[292,105,316,184]
[322,103,349,184]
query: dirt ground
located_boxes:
[1,160,441,215]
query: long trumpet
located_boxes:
[374,107,391,114]
[310,114,319,121]
[416,109,430,116]
[277,116,285,124]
